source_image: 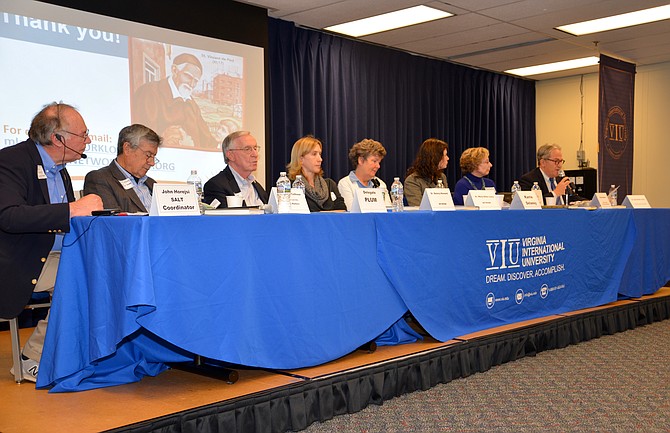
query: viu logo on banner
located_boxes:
[485,238,521,270]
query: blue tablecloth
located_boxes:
[375,209,638,341]
[616,209,670,297]
[37,208,670,392]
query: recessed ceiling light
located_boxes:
[324,5,453,38]
[556,4,670,36]
[505,57,600,77]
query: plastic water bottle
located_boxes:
[187,169,203,213]
[292,174,306,194]
[390,177,404,212]
[511,180,521,199]
[276,171,291,212]
[531,181,542,203]
[608,184,618,206]
[436,179,445,188]
[277,172,291,194]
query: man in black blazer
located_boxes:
[520,144,584,205]
[0,103,102,381]
[204,131,269,207]
[83,124,162,212]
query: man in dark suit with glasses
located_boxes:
[204,130,268,208]
[520,143,584,205]
[0,102,102,381]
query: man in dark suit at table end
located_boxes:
[203,131,268,208]
[0,102,103,382]
[83,124,162,212]
[520,143,585,205]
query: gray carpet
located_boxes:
[302,319,670,432]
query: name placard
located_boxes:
[590,192,612,208]
[351,188,387,213]
[288,189,310,214]
[510,191,542,210]
[268,187,286,214]
[269,187,310,213]
[150,184,200,216]
[419,188,455,211]
[465,190,500,210]
[622,195,651,208]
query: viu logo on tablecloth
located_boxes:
[485,238,521,271]
[484,235,569,310]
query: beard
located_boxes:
[178,84,193,100]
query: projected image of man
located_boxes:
[132,53,217,150]
[83,124,162,213]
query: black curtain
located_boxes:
[268,19,536,191]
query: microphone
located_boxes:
[55,134,87,159]
[558,170,575,195]
[371,178,380,188]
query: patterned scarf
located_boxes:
[304,175,329,207]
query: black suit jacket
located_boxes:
[83,161,155,212]
[203,166,269,208]
[519,167,585,203]
[0,139,73,318]
[519,167,552,198]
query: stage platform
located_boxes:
[1,286,669,433]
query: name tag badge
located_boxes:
[36,165,47,180]
[119,178,134,190]
[149,184,200,216]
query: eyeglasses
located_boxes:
[142,150,159,164]
[229,146,261,154]
[61,129,90,140]
[543,158,565,165]
[175,64,202,84]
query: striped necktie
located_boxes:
[550,178,562,205]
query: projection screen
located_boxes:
[0,0,266,188]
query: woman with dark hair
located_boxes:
[287,135,346,212]
[404,138,449,206]
[453,147,496,205]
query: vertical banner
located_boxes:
[598,55,635,204]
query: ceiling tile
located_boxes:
[236,0,670,79]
